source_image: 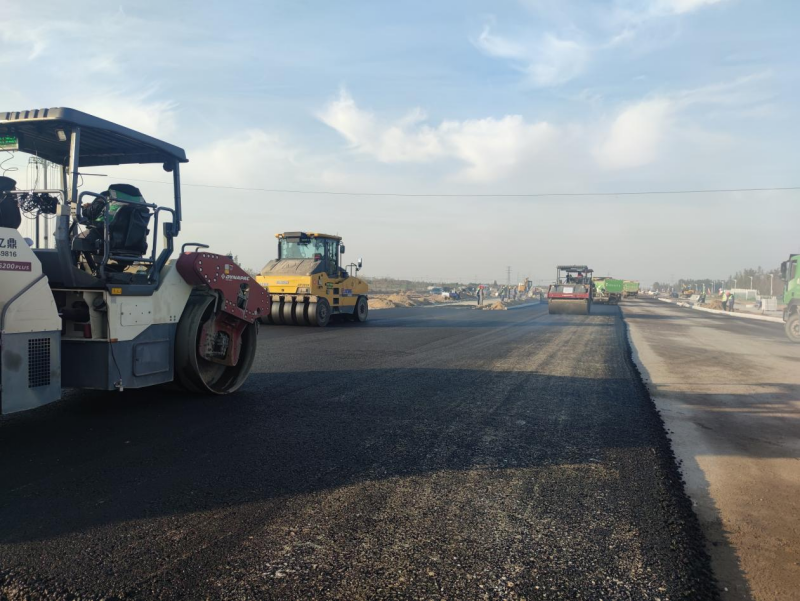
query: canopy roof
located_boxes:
[276,232,342,241]
[0,107,187,167]
[557,265,593,272]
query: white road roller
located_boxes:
[0,108,269,414]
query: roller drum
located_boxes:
[548,298,590,315]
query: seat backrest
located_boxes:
[108,204,150,256]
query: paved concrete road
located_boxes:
[624,299,800,601]
[0,305,715,600]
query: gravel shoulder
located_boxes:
[622,298,800,601]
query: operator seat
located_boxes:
[73,183,151,277]
[0,176,21,229]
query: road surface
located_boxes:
[0,304,716,600]
[624,298,800,601]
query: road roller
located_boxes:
[547,265,594,315]
[0,107,269,414]
[256,232,368,326]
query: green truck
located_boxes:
[781,254,800,342]
[623,280,640,298]
[593,277,624,304]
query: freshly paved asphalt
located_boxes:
[0,302,716,600]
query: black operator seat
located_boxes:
[73,184,151,274]
[0,176,22,229]
[106,184,150,260]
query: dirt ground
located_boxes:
[369,291,471,310]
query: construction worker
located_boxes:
[721,290,729,311]
[728,291,735,312]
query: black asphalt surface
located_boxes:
[0,302,717,600]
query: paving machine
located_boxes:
[256,232,368,326]
[0,108,269,414]
[547,265,594,315]
[780,253,800,342]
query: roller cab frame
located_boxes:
[256,232,368,326]
[547,265,594,315]
[0,108,268,414]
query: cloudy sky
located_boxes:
[2,0,798,285]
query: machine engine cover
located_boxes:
[176,252,269,322]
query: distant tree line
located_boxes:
[652,265,782,296]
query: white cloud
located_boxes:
[654,0,728,15]
[595,99,673,169]
[318,89,443,162]
[476,0,731,85]
[73,91,178,139]
[475,25,589,87]
[595,74,766,170]
[319,89,560,182]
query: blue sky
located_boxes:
[2,0,799,283]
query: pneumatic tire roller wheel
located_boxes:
[308,298,331,327]
[350,296,368,323]
[174,294,258,394]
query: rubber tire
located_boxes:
[282,300,295,325]
[785,313,800,342]
[313,298,331,327]
[295,300,309,326]
[351,296,368,322]
[270,299,283,324]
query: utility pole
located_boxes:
[506,266,511,286]
[770,273,774,297]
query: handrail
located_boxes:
[76,191,174,284]
[1,275,46,331]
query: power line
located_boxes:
[118,178,800,198]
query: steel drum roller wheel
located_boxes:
[174,293,258,394]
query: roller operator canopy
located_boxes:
[558,265,593,273]
[0,107,188,167]
[276,232,342,241]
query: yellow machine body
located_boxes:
[256,232,369,326]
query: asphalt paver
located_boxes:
[0,304,716,600]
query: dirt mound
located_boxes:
[700,299,725,311]
[369,298,398,310]
[483,301,508,311]
[370,292,431,310]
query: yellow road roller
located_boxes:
[256,232,369,326]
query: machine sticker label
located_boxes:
[326,282,334,289]
[562,286,574,293]
[342,289,353,297]
[0,261,31,272]
[222,274,250,282]
[277,279,290,285]
[0,237,19,249]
